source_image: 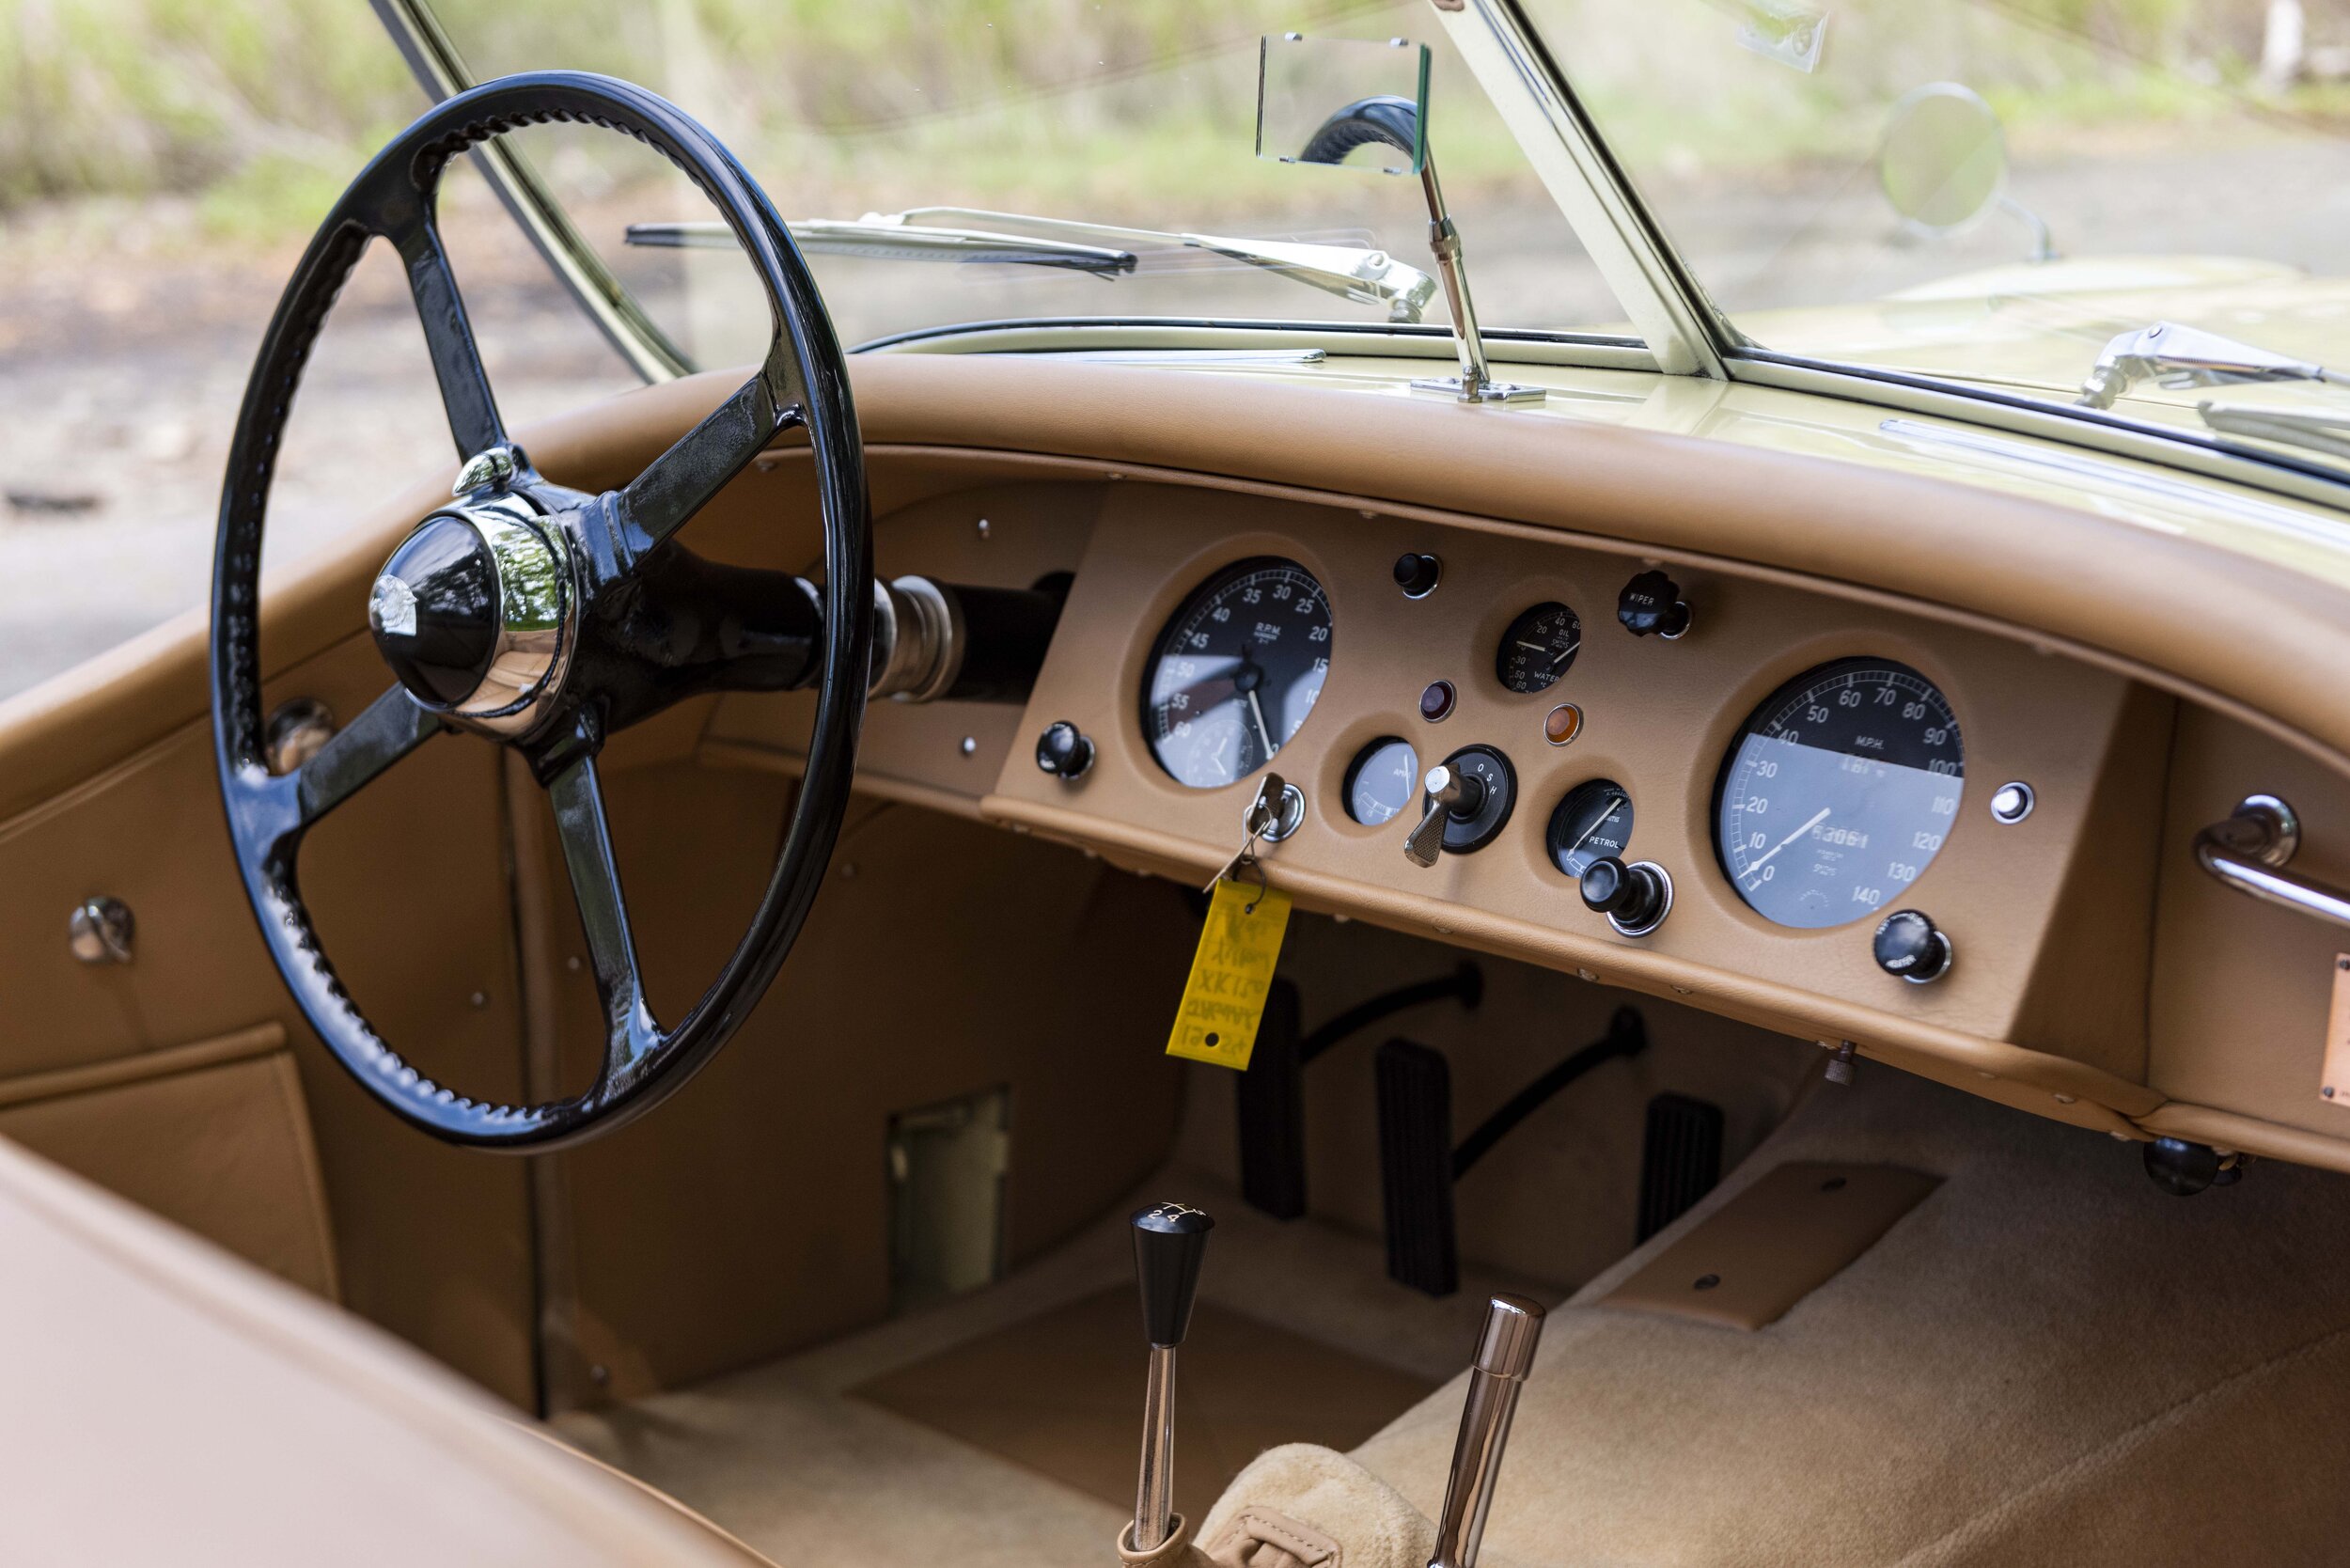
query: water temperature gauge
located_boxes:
[1496,602,1582,694]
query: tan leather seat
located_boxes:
[0,1135,775,1567]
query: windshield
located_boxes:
[1528,0,2350,429]
[418,2,1615,359]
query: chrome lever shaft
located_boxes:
[1427,1294,1545,1568]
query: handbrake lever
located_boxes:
[1427,1294,1544,1568]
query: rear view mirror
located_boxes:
[1256,34,1430,176]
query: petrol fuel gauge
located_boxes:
[1547,778,1634,879]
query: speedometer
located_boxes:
[1714,658,1963,929]
[1142,558,1331,790]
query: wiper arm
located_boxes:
[627,206,1439,324]
[2077,321,2350,409]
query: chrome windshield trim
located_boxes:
[1736,349,2350,517]
[850,316,1653,368]
[367,0,691,384]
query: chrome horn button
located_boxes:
[368,496,572,735]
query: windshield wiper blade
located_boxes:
[2077,321,2350,409]
[627,216,1136,275]
[628,207,1439,324]
[2197,400,2350,463]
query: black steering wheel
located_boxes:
[211,72,870,1151]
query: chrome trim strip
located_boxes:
[367,0,691,384]
[851,316,1654,369]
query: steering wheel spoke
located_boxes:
[610,368,803,563]
[546,751,663,1085]
[395,219,509,463]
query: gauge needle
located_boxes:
[1546,638,1581,669]
[1564,808,1613,863]
[1745,807,1830,878]
[1246,689,1276,760]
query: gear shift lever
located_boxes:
[1427,1294,1545,1568]
[1127,1201,1214,1555]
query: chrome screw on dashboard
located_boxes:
[69,897,134,965]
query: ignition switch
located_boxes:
[1402,745,1516,866]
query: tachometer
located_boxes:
[1143,558,1331,790]
[1714,658,1963,929]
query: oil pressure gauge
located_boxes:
[1496,602,1582,694]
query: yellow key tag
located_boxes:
[1166,877,1292,1071]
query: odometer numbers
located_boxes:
[1713,659,1964,929]
[1143,558,1332,790]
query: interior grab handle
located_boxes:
[2195,794,2350,930]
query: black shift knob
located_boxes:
[1130,1201,1213,1348]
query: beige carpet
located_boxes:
[1350,1065,2350,1567]
[854,1286,1435,1509]
[552,1172,1542,1568]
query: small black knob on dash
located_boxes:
[1873,909,1953,984]
[1131,1202,1213,1348]
[1617,570,1691,639]
[1580,856,1669,933]
[1034,720,1094,780]
[1394,552,1443,599]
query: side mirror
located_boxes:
[1256,33,1429,175]
[1877,81,2055,260]
[1877,82,2007,234]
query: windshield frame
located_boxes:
[373,0,2350,512]
[1445,1,2350,510]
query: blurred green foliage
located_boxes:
[0,0,2337,237]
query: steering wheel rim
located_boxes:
[211,71,870,1152]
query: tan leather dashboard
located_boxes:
[15,353,2350,1186]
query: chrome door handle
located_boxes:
[2195,794,2350,930]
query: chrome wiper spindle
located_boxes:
[626,208,1438,323]
[2077,321,2350,410]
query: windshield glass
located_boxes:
[1528,0,2350,430]
[419,2,1617,358]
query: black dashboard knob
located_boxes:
[1393,552,1443,599]
[1035,720,1094,780]
[1873,909,1953,983]
[1617,570,1691,639]
[1580,856,1672,936]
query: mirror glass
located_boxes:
[1256,34,1430,176]
[1877,82,2008,233]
